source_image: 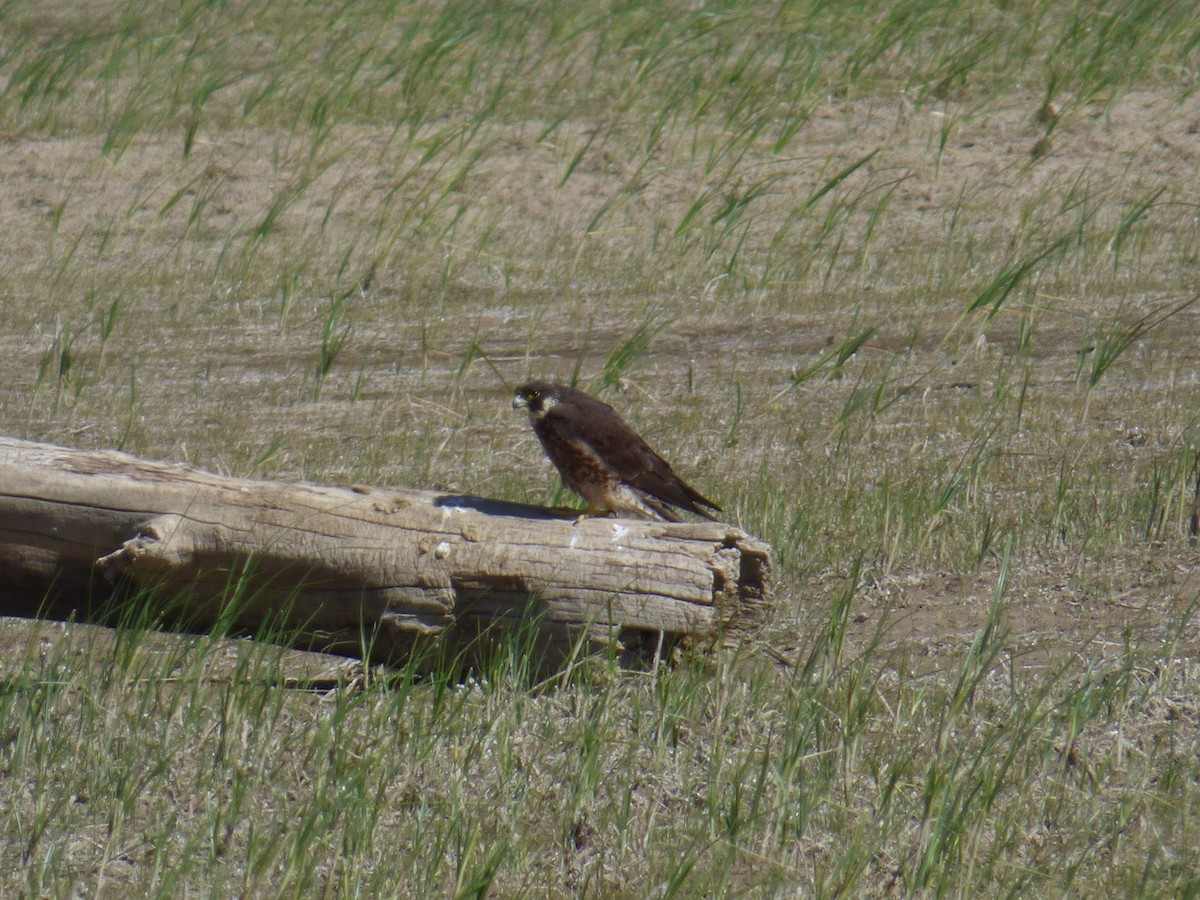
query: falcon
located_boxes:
[512,380,721,522]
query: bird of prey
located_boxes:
[512,380,721,522]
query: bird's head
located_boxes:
[512,381,560,418]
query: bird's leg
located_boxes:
[573,500,612,526]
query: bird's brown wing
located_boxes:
[538,391,721,519]
[533,412,614,501]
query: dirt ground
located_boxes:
[1,85,1199,678]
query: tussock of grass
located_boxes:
[1,0,1199,894]
[4,586,1199,895]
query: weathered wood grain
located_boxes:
[0,437,771,667]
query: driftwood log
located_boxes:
[0,437,771,668]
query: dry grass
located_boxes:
[1,0,1199,895]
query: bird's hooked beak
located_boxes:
[511,393,528,411]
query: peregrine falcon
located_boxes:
[512,380,721,522]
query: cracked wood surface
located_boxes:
[0,437,772,666]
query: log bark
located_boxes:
[0,437,771,668]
